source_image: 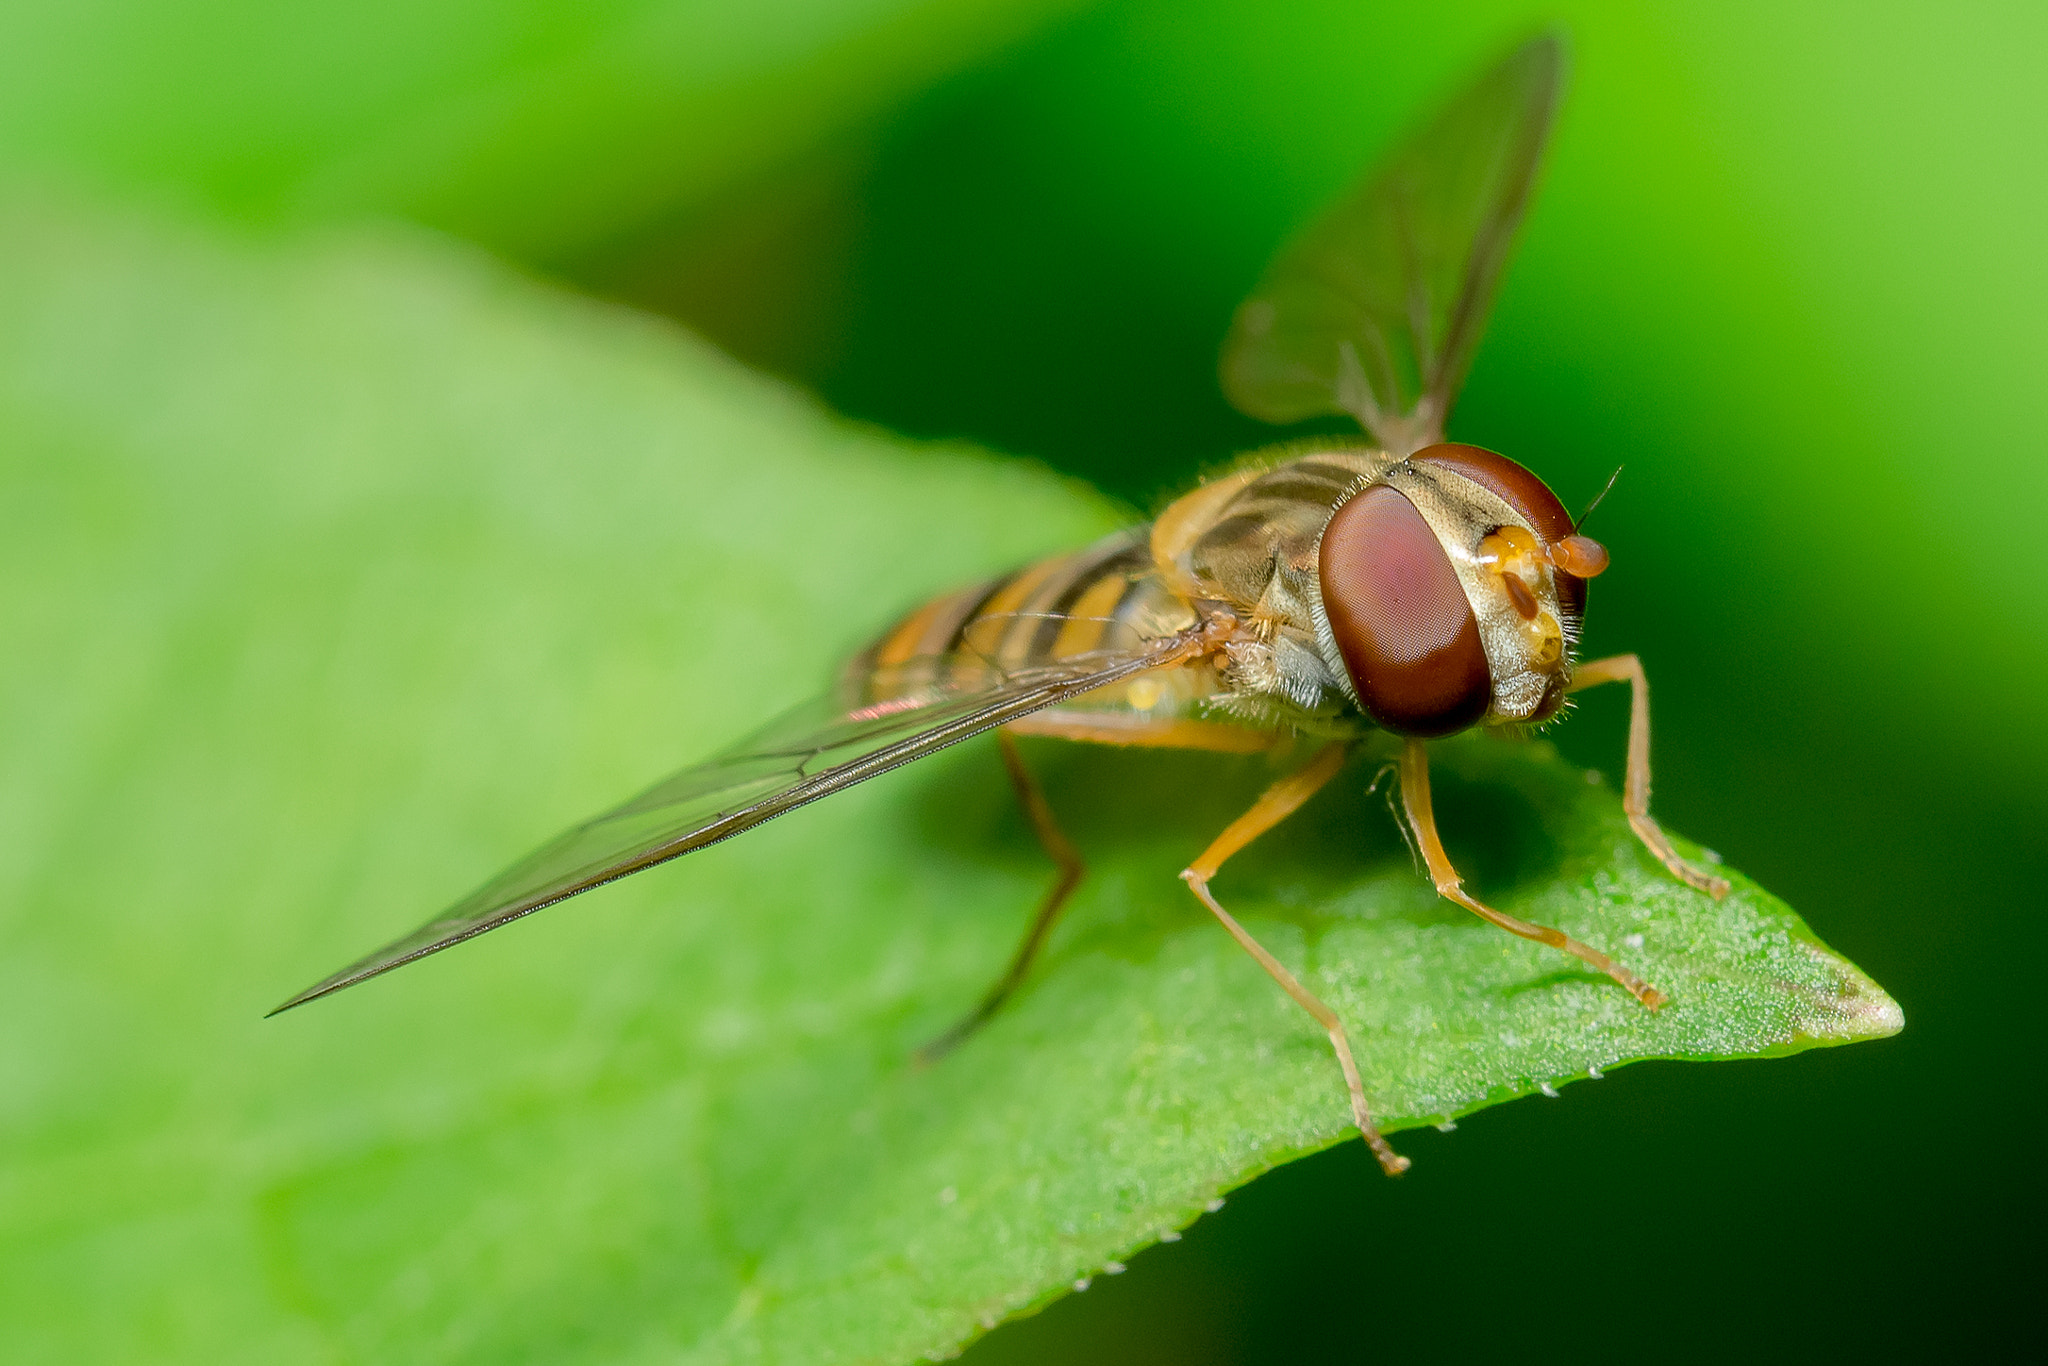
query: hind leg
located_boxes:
[917,732,1089,1062]
[918,717,1278,1061]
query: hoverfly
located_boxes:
[275,33,1728,1174]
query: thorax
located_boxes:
[1148,446,1388,721]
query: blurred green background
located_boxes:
[2,0,2039,1359]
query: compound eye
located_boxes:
[1416,442,1587,619]
[1319,485,1490,736]
[1416,443,1573,537]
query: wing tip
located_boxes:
[1515,27,1570,102]
[264,930,471,1017]
[1477,30,1566,125]
[265,969,372,1017]
[262,888,610,1019]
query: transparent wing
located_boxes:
[271,623,1202,1013]
[1219,33,1563,454]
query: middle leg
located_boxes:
[1179,742,1412,1175]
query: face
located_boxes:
[1316,444,1609,736]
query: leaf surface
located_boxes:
[0,198,1898,1365]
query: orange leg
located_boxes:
[1568,653,1731,898]
[1180,743,1412,1176]
[1399,739,1666,1009]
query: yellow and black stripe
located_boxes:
[850,531,1175,702]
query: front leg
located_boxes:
[1568,653,1731,899]
[1399,740,1666,1009]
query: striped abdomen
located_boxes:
[849,530,1199,706]
[849,446,1390,729]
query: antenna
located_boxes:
[1574,465,1623,533]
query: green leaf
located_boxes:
[0,196,1897,1365]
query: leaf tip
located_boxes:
[1794,943,1904,1044]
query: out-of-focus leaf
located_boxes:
[0,197,1896,1364]
[0,0,1092,258]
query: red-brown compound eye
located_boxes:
[1416,442,1587,621]
[1319,485,1491,737]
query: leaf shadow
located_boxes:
[898,733,1574,971]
